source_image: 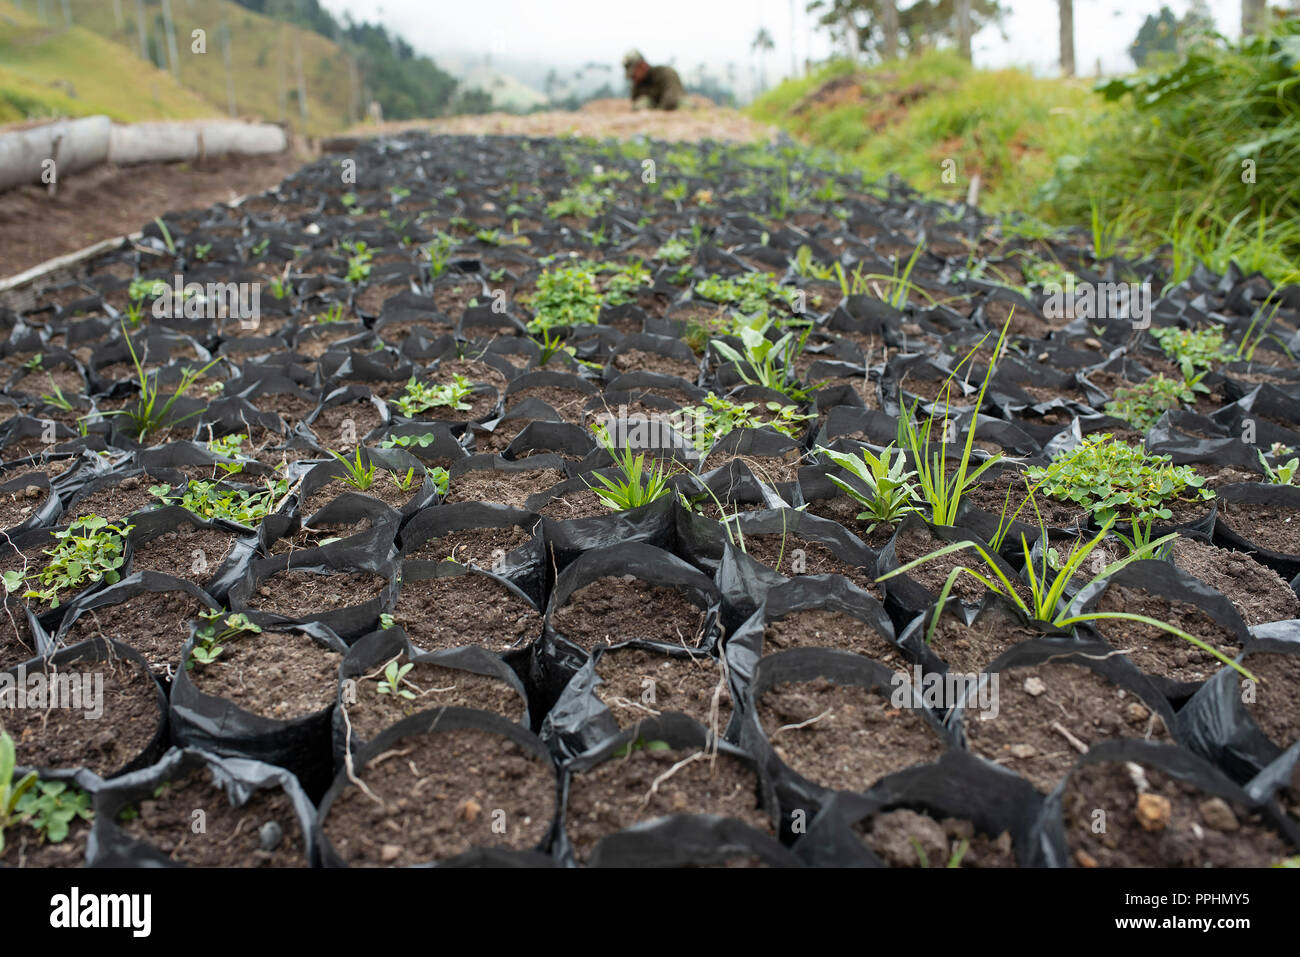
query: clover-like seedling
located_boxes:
[14,780,91,845]
[393,375,475,417]
[24,515,133,609]
[612,736,672,759]
[188,609,262,669]
[377,660,416,700]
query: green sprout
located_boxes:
[377,660,416,700]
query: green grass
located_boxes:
[750,51,1103,216]
[0,0,215,124]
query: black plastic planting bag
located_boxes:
[261,490,401,559]
[1175,624,1300,790]
[1214,482,1300,579]
[397,501,545,607]
[739,647,956,826]
[8,637,169,780]
[540,638,726,761]
[0,470,62,533]
[332,627,530,767]
[317,707,561,867]
[793,750,1044,867]
[726,575,908,738]
[53,571,219,669]
[1070,559,1252,702]
[86,747,319,867]
[534,488,677,575]
[1031,738,1300,868]
[557,713,780,867]
[170,620,348,800]
[545,541,722,655]
[228,544,398,641]
[588,814,800,868]
[124,505,257,603]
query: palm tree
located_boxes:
[752,27,775,92]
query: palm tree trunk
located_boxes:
[955,0,973,62]
[1059,0,1075,76]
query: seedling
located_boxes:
[710,320,819,401]
[391,467,420,493]
[154,217,176,256]
[23,515,132,608]
[0,732,38,855]
[393,375,475,417]
[152,478,287,527]
[379,433,438,450]
[343,240,373,283]
[897,319,1011,526]
[1150,326,1229,381]
[585,424,675,511]
[107,321,222,443]
[677,393,813,455]
[377,660,416,700]
[877,516,1254,680]
[1104,375,1199,430]
[189,609,262,668]
[14,780,92,845]
[328,447,377,491]
[655,238,692,265]
[1025,433,1211,524]
[1260,449,1299,486]
[612,736,672,758]
[315,303,347,324]
[818,444,921,533]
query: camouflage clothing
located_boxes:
[629,64,684,111]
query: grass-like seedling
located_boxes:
[151,478,288,527]
[23,515,132,608]
[188,609,263,668]
[328,447,377,491]
[585,424,675,511]
[817,443,921,533]
[0,732,38,855]
[393,375,475,417]
[390,467,420,493]
[877,516,1254,680]
[1024,433,1212,523]
[377,660,416,700]
[898,318,1010,526]
[108,322,222,443]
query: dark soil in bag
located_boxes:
[54,572,218,678]
[1073,561,1249,700]
[124,507,253,601]
[956,638,1174,795]
[1045,741,1297,868]
[319,708,558,867]
[89,748,316,867]
[5,638,167,779]
[896,593,1049,677]
[1215,483,1300,578]
[390,563,542,654]
[587,814,801,867]
[171,622,346,799]
[335,631,529,761]
[742,649,953,819]
[561,715,777,866]
[1170,534,1299,626]
[445,459,568,510]
[0,597,45,667]
[543,643,732,760]
[546,543,721,654]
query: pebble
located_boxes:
[258,820,283,851]
[1136,792,1172,831]
[1008,744,1036,759]
[456,797,483,823]
[380,843,402,862]
[259,585,272,597]
[1198,797,1239,832]
[23,485,42,499]
[1125,702,1149,724]
[1074,848,1099,868]
[1023,676,1047,697]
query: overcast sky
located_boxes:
[318,0,1250,82]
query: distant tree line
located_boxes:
[228,0,489,118]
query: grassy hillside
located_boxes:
[750,52,1104,217]
[0,0,216,124]
[1,0,367,135]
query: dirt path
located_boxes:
[349,98,775,144]
[0,150,310,278]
